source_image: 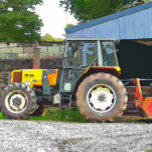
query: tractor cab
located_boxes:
[60,38,120,93]
[64,38,119,68]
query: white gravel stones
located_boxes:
[0,120,152,152]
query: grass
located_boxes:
[114,117,152,123]
[0,112,6,119]
[29,107,88,123]
[0,107,88,122]
[1,107,152,123]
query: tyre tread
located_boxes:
[76,72,128,121]
[0,83,38,119]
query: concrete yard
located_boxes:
[0,120,152,152]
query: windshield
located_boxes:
[64,41,97,68]
[101,41,118,66]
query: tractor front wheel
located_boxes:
[0,83,38,119]
[76,73,128,122]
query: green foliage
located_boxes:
[60,0,148,22]
[65,23,75,29]
[122,0,139,5]
[60,0,122,22]
[120,0,146,10]
[0,0,43,42]
[41,33,63,42]
[122,0,150,5]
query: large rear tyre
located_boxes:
[0,83,38,119]
[76,73,128,121]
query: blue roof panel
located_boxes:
[65,1,152,34]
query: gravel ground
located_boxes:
[0,120,152,152]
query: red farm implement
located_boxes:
[124,78,152,118]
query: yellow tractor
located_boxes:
[0,38,128,121]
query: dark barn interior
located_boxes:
[117,40,152,79]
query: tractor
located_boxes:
[0,38,134,121]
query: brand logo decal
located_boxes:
[24,74,34,78]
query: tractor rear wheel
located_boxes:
[0,83,38,119]
[76,73,128,122]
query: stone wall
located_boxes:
[0,42,64,60]
[0,42,64,88]
[0,42,64,71]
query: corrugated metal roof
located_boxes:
[66,1,152,34]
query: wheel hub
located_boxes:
[87,84,116,112]
[5,90,28,114]
[98,94,106,102]
[12,97,22,106]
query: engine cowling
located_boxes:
[11,69,59,88]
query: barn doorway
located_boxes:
[118,40,152,79]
